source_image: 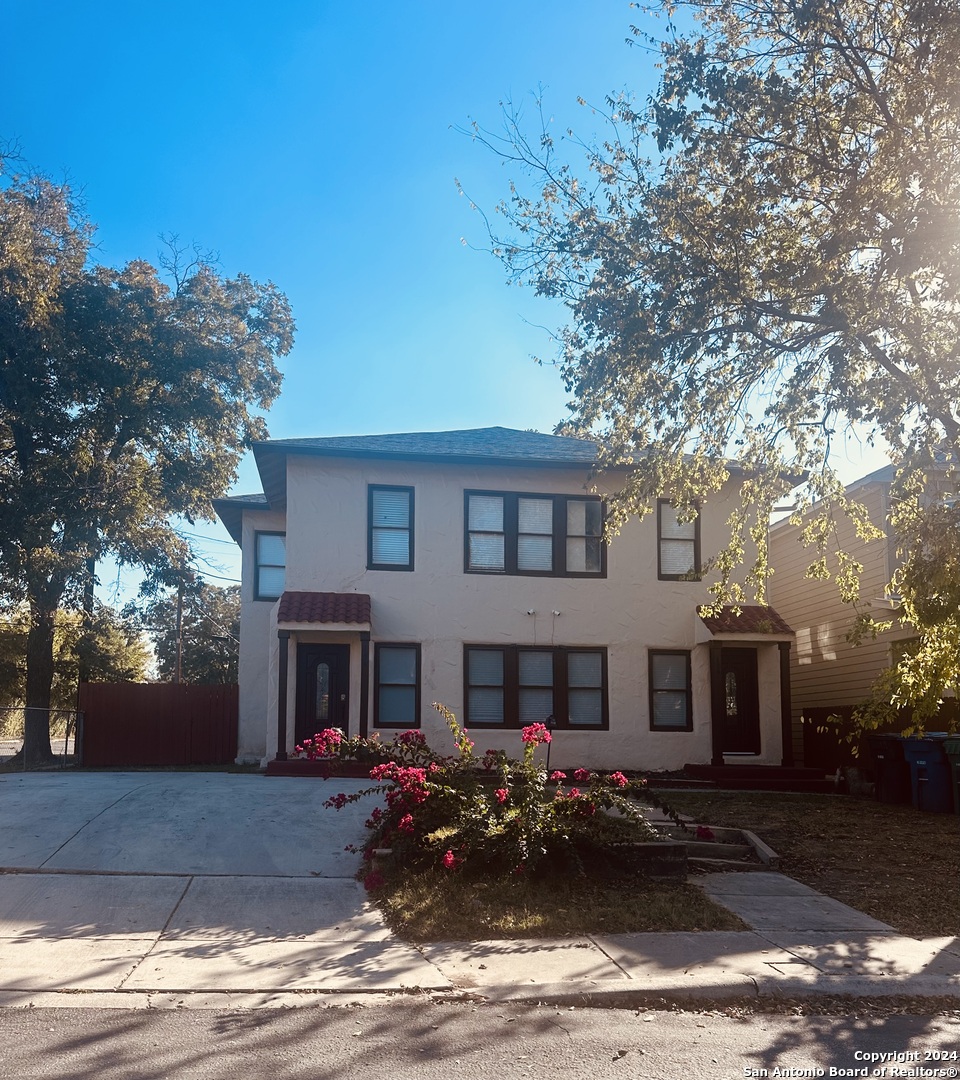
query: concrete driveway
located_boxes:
[0,771,449,1003]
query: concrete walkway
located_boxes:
[0,771,957,1009]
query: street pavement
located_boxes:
[0,770,957,1010]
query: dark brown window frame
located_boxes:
[254,530,286,601]
[657,499,701,581]
[367,484,415,571]
[648,649,693,732]
[373,642,422,729]
[463,490,606,578]
[463,644,609,730]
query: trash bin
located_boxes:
[944,738,960,818]
[902,734,955,813]
[865,734,912,805]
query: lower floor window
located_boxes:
[649,650,692,731]
[464,645,608,729]
[375,644,421,728]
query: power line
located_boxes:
[177,529,238,547]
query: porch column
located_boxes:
[359,631,370,738]
[276,630,290,761]
[709,642,725,766]
[779,641,795,767]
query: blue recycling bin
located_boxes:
[944,738,960,818]
[902,734,955,813]
[865,734,912,804]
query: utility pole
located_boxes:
[174,576,184,685]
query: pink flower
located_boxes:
[549,770,567,781]
[568,787,581,798]
[609,771,628,788]
[363,869,386,891]
[521,723,552,745]
[398,813,415,834]
[494,788,508,804]
[573,768,591,783]
[397,729,426,746]
[441,849,461,871]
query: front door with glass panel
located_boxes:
[295,644,349,745]
[719,647,760,754]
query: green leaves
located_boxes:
[473,0,960,722]
[0,156,295,757]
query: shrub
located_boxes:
[324,704,684,881]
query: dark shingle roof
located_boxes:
[252,427,601,509]
[699,605,794,636]
[260,427,598,465]
[277,591,371,625]
[211,493,271,545]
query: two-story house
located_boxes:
[214,427,796,772]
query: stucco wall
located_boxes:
[236,506,287,764]
[238,454,784,771]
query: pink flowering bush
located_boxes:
[324,704,683,881]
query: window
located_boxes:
[374,644,421,728]
[368,485,414,570]
[658,500,700,580]
[464,646,608,729]
[649,650,692,731]
[255,532,286,600]
[465,491,604,577]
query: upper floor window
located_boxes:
[657,499,700,580]
[465,491,604,577]
[464,645,608,729]
[255,532,286,600]
[368,485,414,570]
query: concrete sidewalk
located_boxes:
[0,772,957,1009]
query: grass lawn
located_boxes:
[665,790,960,937]
[370,789,959,941]
[374,870,747,942]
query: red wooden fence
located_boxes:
[78,682,238,767]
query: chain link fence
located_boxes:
[0,708,80,768]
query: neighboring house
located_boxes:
[214,427,796,772]
[768,465,915,763]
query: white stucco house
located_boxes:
[214,427,797,772]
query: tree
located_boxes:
[0,157,294,765]
[140,580,240,684]
[0,603,151,716]
[469,0,960,728]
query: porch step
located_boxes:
[681,763,837,794]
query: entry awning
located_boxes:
[697,604,794,642]
[277,591,371,627]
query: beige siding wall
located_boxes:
[769,481,911,760]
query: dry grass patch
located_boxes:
[374,869,747,942]
[664,790,960,936]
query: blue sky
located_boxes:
[6,1,887,600]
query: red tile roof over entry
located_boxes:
[277,591,371,625]
[699,605,793,635]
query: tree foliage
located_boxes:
[0,603,150,713]
[139,580,240,685]
[470,0,960,727]
[0,156,295,763]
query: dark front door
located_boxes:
[719,647,760,754]
[295,644,350,745]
